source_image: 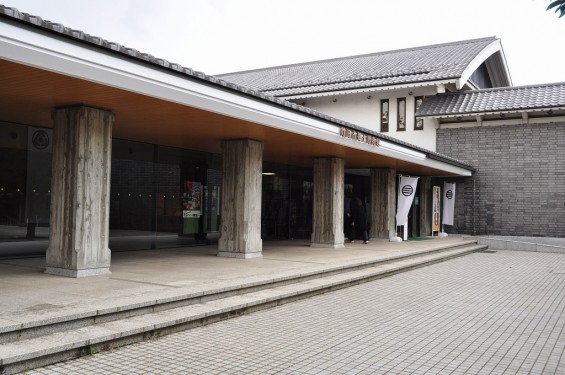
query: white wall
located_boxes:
[291,87,438,151]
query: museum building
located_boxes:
[1,5,563,277]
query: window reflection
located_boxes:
[397,98,406,131]
[380,99,389,132]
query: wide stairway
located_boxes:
[0,238,486,374]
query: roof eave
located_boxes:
[280,79,458,100]
[418,106,565,118]
[0,8,474,176]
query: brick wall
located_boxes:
[436,121,565,237]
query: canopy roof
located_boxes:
[0,5,474,176]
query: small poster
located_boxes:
[182,181,202,218]
[432,186,441,234]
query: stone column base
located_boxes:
[217,251,262,259]
[45,267,111,278]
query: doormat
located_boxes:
[408,237,433,241]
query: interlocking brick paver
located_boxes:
[26,250,565,374]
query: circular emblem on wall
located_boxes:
[401,185,413,197]
[446,190,453,199]
[32,130,50,150]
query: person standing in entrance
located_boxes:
[351,197,369,244]
[344,188,353,242]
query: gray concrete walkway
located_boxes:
[0,237,469,328]
[23,249,565,374]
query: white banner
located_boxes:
[442,182,456,226]
[396,176,419,226]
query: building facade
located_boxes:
[3,5,563,279]
[420,84,565,236]
[0,6,473,276]
[221,39,565,239]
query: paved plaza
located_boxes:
[25,250,565,374]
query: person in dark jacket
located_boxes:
[350,197,369,244]
[344,189,352,241]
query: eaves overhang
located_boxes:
[280,79,457,100]
[0,6,474,177]
[417,106,565,120]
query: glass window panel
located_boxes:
[415,96,424,130]
[397,98,406,131]
[380,99,389,132]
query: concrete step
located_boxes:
[0,239,481,345]
[0,241,486,374]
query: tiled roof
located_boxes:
[0,5,474,171]
[218,37,499,96]
[416,83,565,117]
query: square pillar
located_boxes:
[370,168,396,239]
[311,157,345,248]
[46,105,114,277]
[218,139,263,258]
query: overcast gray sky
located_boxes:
[4,0,565,86]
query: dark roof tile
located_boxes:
[417,83,565,116]
[219,37,498,96]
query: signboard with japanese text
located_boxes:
[432,186,441,234]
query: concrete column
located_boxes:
[218,139,263,258]
[46,105,114,277]
[370,168,396,239]
[311,157,345,248]
[419,176,432,237]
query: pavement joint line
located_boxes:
[260,257,326,264]
[107,277,183,288]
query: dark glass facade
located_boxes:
[0,122,321,257]
[261,162,313,240]
[0,123,52,249]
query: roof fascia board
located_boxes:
[281,79,456,100]
[437,115,565,128]
[0,20,339,135]
[418,106,565,119]
[0,18,473,176]
[456,39,509,89]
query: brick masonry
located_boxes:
[436,121,565,237]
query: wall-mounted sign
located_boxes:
[340,127,379,146]
[28,127,52,152]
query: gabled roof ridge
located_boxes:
[218,36,498,77]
